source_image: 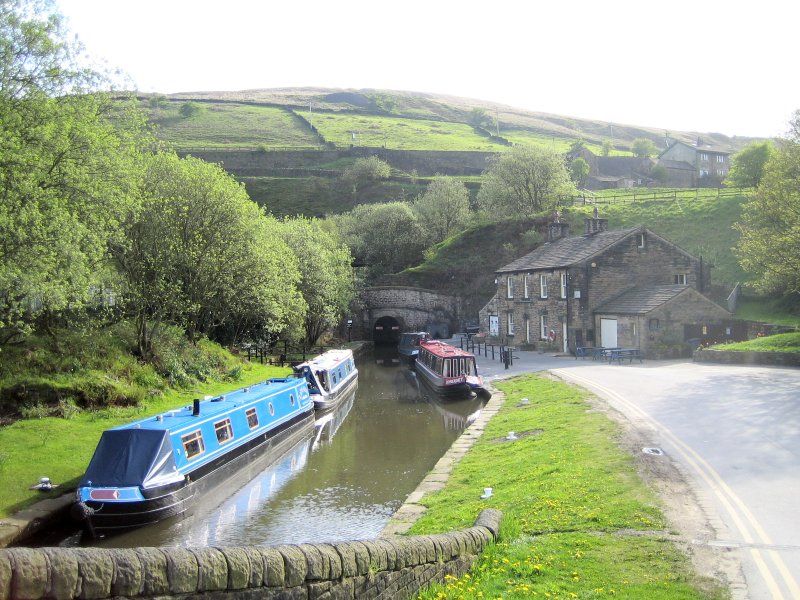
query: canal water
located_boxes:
[85,348,486,548]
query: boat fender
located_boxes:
[71,501,95,522]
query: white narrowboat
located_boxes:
[293,349,358,411]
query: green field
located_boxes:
[712,331,800,353]
[147,102,321,149]
[502,129,632,156]
[299,111,507,151]
[412,375,723,599]
[735,296,800,327]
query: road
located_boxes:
[461,342,800,598]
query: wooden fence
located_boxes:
[565,187,751,206]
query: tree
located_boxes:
[277,218,355,345]
[113,153,305,355]
[632,138,658,158]
[569,157,590,187]
[735,111,800,295]
[0,0,149,344]
[568,139,586,154]
[650,164,669,185]
[468,107,491,129]
[601,139,613,156]
[726,141,773,188]
[179,101,201,118]
[333,202,426,280]
[340,156,391,200]
[413,177,472,244]
[476,145,575,218]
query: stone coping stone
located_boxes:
[0,510,500,600]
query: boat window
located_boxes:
[214,418,234,444]
[268,402,275,416]
[182,430,205,459]
[246,408,259,430]
[290,394,295,406]
[332,372,337,385]
[443,359,450,378]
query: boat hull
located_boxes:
[414,361,476,399]
[78,410,315,534]
[312,375,358,411]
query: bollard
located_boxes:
[491,345,495,360]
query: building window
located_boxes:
[717,169,725,176]
[702,325,709,335]
[525,317,530,343]
[182,430,205,459]
[540,274,548,299]
[638,233,646,249]
[674,274,687,285]
[506,276,513,299]
[716,155,724,163]
[540,314,548,340]
[214,418,234,445]
[246,407,259,430]
[560,272,567,299]
[700,169,709,177]
[523,274,529,299]
[648,318,660,331]
[507,313,515,335]
[700,153,708,161]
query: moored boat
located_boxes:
[72,377,314,536]
[397,331,431,361]
[293,348,358,411]
[414,340,488,397]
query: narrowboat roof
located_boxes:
[295,349,353,372]
[420,340,476,359]
[116,378,302,434]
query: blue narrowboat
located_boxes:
[73,377,314,535]
[293,349,358,411]
[397,332,431,361]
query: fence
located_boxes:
[458,334,518,370]
[565,187,751,206]
[244,342,335,367]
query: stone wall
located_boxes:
[694,349,800,367]
[357,287,463,341]
[0,510,500,600]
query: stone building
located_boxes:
[478,214,731,356]
[658,139,731,186]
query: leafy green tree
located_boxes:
[413,177,472,244]
[569,157,590,187]
[568,139,586,154]
[476,145,575,218]
[735,112,800,295]
[0,0,149,344]
[179,101,201,118]
[632,138,658,158]
[333,202,426,280]
[341,156,391,200]
[650,164,669,185]
[114,153,305,355]
[277,218,355,345]
[726,141,773,188]
[601,139,613,156]
[468,107,491,129]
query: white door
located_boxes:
[600,318,618,347]
[489,315,499,336]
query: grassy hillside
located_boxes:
[146,101,321,149]
[162,87,756,152]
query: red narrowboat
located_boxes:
[415,340,487,396]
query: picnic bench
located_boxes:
[576,346,619,360]
[606,348,643,364]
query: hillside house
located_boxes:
[658,139,731,186]
[478,214,733,357]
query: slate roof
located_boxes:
[658,140,731,158]
[595,285,690,315]
[496,226,640,273]
[596,156,654,178]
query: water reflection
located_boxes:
[95,348,486,548]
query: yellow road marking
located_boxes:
[552,368,798,600]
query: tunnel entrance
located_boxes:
[373,316,402,345]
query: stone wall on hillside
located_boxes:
[180,148,498,177]
[0,510,501,600]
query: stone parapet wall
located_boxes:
[0,510,501,600]
[694,349,800,367]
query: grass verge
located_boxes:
[734,297,800,328]
[711,331,800,353]
[410,375,725,599]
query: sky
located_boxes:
[54,0,799,138]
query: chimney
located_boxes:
[548,212,570,241]
[584,211,608,235]
[192,398,200,416]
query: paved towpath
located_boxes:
[453,339,800,598]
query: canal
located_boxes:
[79,348,486,548]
